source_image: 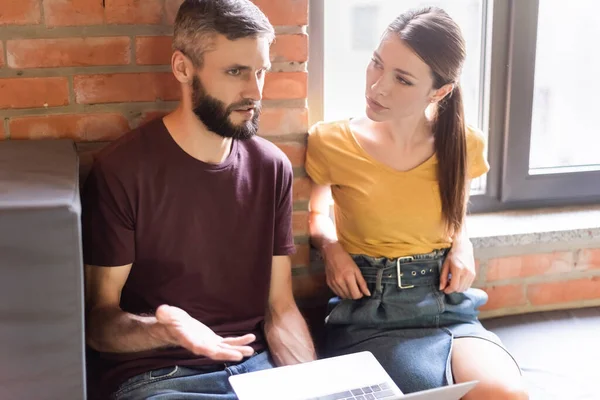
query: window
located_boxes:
[529,0,600,172]
[308,0,600,212]
[351,6,379,51]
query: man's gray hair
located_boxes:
[173,0,275,67]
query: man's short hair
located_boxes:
[173,0,275,67]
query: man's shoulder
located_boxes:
[93,119,165,173]
[241,136,292,172]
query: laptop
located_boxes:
[229,351,478,400]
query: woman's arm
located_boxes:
[439,181,477,293]
[308,181,371,299]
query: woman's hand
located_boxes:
[322,242,371,299]
[439,241,476,294]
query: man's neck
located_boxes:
[163,106,233,165]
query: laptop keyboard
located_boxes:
[307,382,397,400]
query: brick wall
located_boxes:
[0,0,315,297]
[475,247,600,318]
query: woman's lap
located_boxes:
[323,252,521,394]
[325,324,454,393]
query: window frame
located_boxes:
[308,0,600,213]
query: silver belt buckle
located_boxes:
[396,256,415,289]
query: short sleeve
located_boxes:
[305,123,332,185]
[81,160,136,267]
[466,127,490,180]
[273,158,296,256]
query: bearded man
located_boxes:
[81,1,316,399]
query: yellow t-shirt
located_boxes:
[305,119,490,258]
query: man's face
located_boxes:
[191,75,261,140]
[191,34,271,140]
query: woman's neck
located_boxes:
[376,114,433,149]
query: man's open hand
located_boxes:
[155,305,256,361]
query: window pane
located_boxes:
[323,0,486,128]
[529,0,600,172]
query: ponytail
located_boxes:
[387,7,468,236]
[433,84,467,237]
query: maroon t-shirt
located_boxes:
[82,119,295,395]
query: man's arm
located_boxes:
[85,263,173,353]
[85,264,256,359]
[264,255,317,366]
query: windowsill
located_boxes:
[467,204,600,250]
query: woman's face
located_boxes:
[365,32,443,123]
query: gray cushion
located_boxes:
[0,139,86,399]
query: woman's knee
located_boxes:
[464,380,528,400]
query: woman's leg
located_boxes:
[451,337,528,400]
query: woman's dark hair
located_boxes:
[388,7,467,236]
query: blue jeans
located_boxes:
[112,351,275,400]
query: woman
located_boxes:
[306,7,528,400]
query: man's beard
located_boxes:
[191,76,261,140]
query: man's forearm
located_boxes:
[87,307,172,353]
[264,302,316,366]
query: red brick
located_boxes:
[292,243,310,268]
[74,73,180,104]
[474,259,481,277]
[0,42,4,67]
[293,211,309,236]
[527,277,600,306]
[293,177,311,202]
[252,0,308,26]
[7,37,130,69]
[105,0,162,24]
[292,272,328,300]
[135,36,173,66]
[487,252,574,281]
[10,114,130,141]
[131,110,171,128]
[259,108,308,136]
[577,248,600,270]
[0,77,69,109]
[264,72,307,100]
[164,0,184,25]
[43,0,104,27]
[271,34,308,63]
[276,142,306,168]
[0,0,41,25]
[479,284,527,311]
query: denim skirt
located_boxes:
[323,249,520,394]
